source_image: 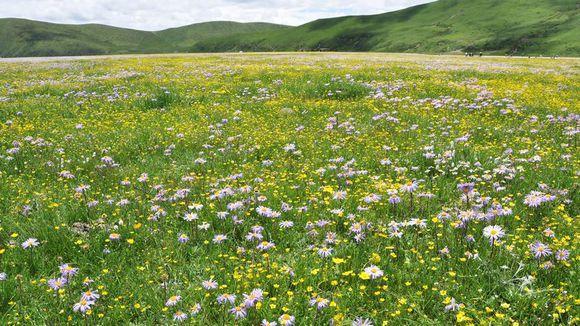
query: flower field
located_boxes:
[0,53,578,325]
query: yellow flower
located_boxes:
[456,311,472,323]
[359,272,370,280]
[332,258,345,264]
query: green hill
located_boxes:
[0,0,578,57]
[0,19,173,57]
[156,21,290,51]
[194,0,579,55]
[0,19,289,57]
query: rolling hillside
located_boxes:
[156,21,290,51]
[194,0,579,55]
[0,19,288,57]
[0,19,172,57]
[0,0,578,57]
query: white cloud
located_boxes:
[0,0,435,30]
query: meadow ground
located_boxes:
[0,53,578,325]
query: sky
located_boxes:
[0,0,435,30]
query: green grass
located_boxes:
[0,53,578,324]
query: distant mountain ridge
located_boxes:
[0,0,578,57]
[0,19,288,57]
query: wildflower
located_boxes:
[73,298,94,314]
[283,143,296,152]
[21,238,39,249]
[278,314,295,325]
[48,277,67,290]
[173,311,188,321]
[75,184,90,194]
[212,210,227,219]
[530,241,552,259]
[230,305,247,319]
[178,234,190,243]
[60,264,79,278]
[363,265,384,279]
[279,221,294,228]
[482,225,505,244]
[183,212,198,221]
[101,156,114,165]
[359,271,370,280]
[202,279,218,290]
[317,246,333,258]
[256,206,273,217]
[555,249,569,261]
[243,288,264,307]
[543,228,555,238]
[445,297,461,312]
[309,296,330,310]
[59,170,75,179]
[0,272,6,281]
[189,203,204,211]
[137,173,148,183]
[363,193,381,203]
[262,320,278,326]
[190,303,202,315]
[81,289,100,301]
[457,182,475,194]
[333,190,347,200]
[250,288,264,300]
[352,317,374,326]
[257,241,275,251]
[523,191,555,207]
[400,181,418,192]
[246,231,263,241]
[165,295,181,307]
[217,293,237,305]
[212,234,227,244]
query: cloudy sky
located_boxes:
[0,0,435,30]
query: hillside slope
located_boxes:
[194,0,579,55]
[0,19,173,57]
[0,0,578,57]
[0,19,288,57]
[156,21,289,51]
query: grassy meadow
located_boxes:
[0,53,578,325]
